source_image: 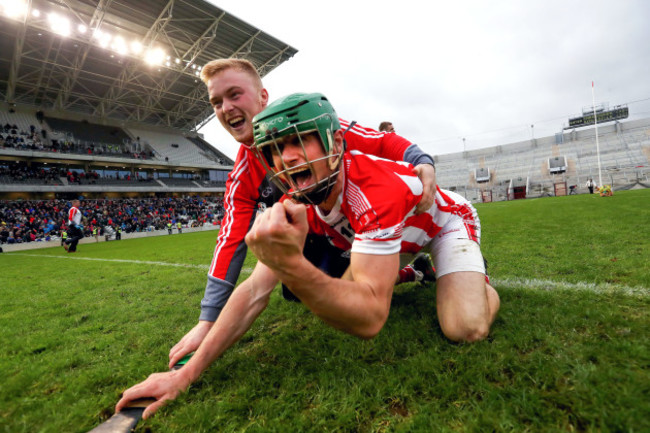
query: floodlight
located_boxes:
[145,48,165,65]
[48,13,71,37]
[2,0,27,19]
[131,40,143,54]
[78,24,87,33]
[99,32,112,48]
[111,36,127,55]
[32,9,40,17]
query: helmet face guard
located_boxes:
[252,93,342,205]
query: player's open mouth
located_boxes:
[288,166,313,189]
[228,116,245,129]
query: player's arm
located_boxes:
[169,151,259,366]
[117,262,278,419]
[288,251,398,339]
[199,150,260,323]
[246,201,399,339]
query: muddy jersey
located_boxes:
[200,119,436,321]
[306,150,480,256]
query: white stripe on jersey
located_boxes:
[401,226,432,248]
[395,173,423,196]
[355,221,404,243]
[352,234,402,255]
[351,149,411,168]
[346,180,372,220]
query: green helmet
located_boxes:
[252,93,343,204]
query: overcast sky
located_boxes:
[199,0,650,161]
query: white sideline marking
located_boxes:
[8,253,210,270]
[7,253,647,296]
[492,277,648,296]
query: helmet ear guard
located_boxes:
[251,93,343,204]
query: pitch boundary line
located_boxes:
[491,277,648,296]
[8,253,210,270]
[7,253,647,296]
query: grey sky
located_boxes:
[200,0,650,160]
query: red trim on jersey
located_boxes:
[208,147,267,280]
[436,188,480,243]
[404,212,443,239]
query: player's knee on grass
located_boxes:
[439,317,490,343]
[436,271,492,343]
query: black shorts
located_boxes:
[282,234,350,302]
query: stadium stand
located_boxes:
[0,196,225,246]
[186,135,232,166]
[128,127,217,166]
[45,117,130,146]
[435,116,650,202]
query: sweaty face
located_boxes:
[207,69,268,145]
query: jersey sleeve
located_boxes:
[341,119,434,168]
[200,148,263,321]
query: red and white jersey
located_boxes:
[68,206,81,226]
[306,150,480,256]
[200,118,434,321]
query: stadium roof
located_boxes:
[0,0,298,131]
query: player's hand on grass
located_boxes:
[168,320,213,369]
[413,163,436,214]
[116,370,190,419]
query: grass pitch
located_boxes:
[1,190,648,432]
